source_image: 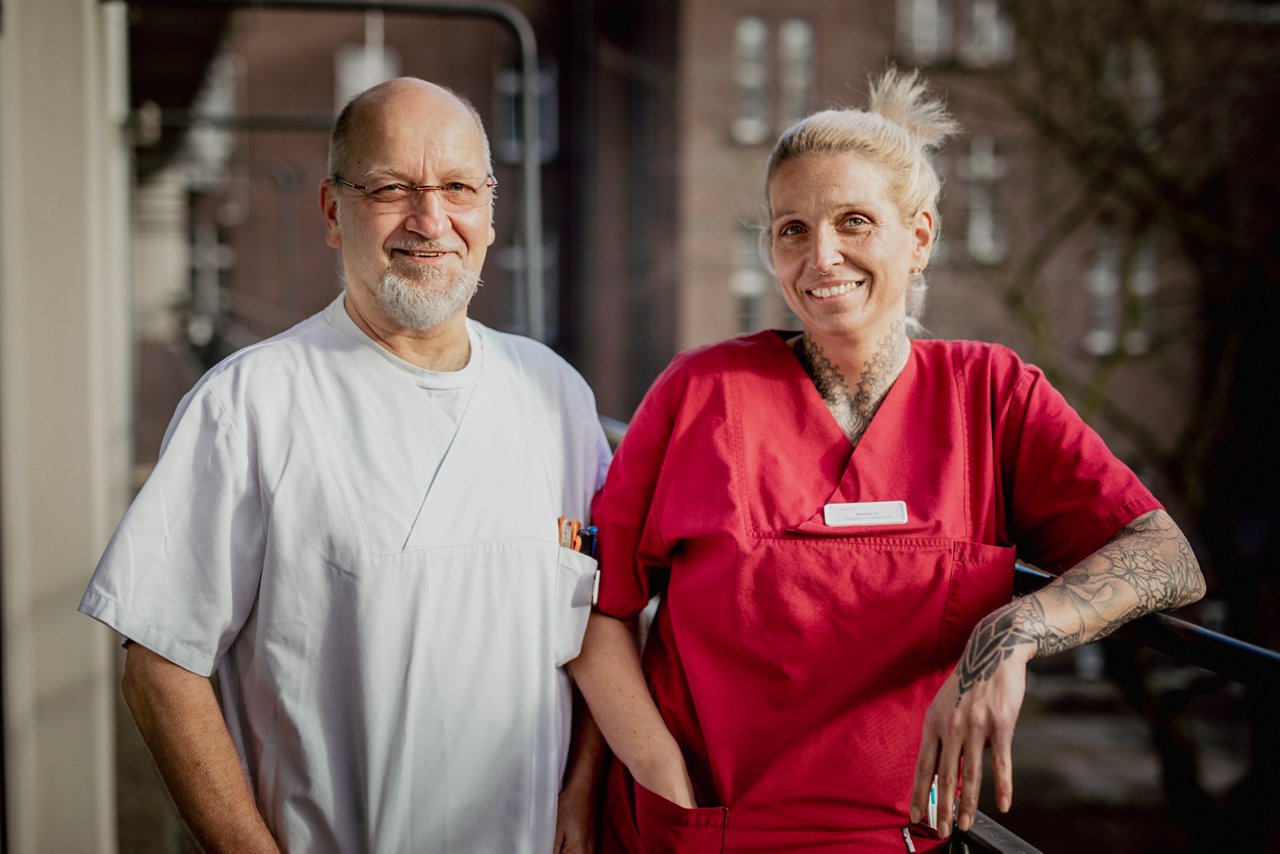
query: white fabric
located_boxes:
[80,295,611,853]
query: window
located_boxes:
[1083,230,1160,357]
[1105,41,1163,148]
[777,18,816,130]
[730,16,817,144]
[494,235,560,337]
[493,64,559,165]
[730,226,771,333]
[334,11,402,114]
[959,0,1014,67]
[960,136,1008,265]
[897,0,953,65]
[897,0,1013,67]
[1124,237,1158,355]
[1083,232,1122,356]
[731,17,771,145]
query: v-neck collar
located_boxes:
[761,330,921,532]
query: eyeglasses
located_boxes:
[330,175,498,211]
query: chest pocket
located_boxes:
[938,540,1017,668]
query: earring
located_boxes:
[909,266,922,274]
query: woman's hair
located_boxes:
[763,68,961,331]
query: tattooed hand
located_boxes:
[909,509,1204,837]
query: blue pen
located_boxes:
[928,775,937,829]
[579,525,598,558]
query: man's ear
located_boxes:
[321,181,342,249]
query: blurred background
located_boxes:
[2,0,1278,851]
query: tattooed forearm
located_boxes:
[1056,510,1206,620]
[794,324,910,448]
[956,509,1203,699]
[956,605,1042,694]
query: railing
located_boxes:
[598,415,1280,853]
[1014,563,1280,687]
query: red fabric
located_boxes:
[594,332,1160,851]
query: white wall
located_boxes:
[0,0,132,850]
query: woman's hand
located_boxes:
[910,509,1203,837]
[910,607,1032,836]
[631,755,698,809]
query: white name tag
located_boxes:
[823,500,908,527]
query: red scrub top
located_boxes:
[593,332,1161,853]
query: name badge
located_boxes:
[823,500,908,527]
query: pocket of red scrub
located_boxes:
[633,780,728,854]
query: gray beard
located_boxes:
[377,264,481,332]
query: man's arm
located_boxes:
[553,685,606,853]
[122,643,280,853]
[910,509,1205,837]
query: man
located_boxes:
[79,78,611,853]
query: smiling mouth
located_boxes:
[394,248,450,259]
[807,280,865,299]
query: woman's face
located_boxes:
[767,151,932,345]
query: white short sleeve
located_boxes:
[79,382,266,676]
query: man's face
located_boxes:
[321,82,496,334]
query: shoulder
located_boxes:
[474,322,590,386]
[476,321,576,373]
[912,338,1046,393]
[912,338,1029,369]
[168,311,336,434]
[472,321,599,410]
[653,330,784,392]
[194,311,332,391]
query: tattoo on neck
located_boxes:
[795,325,909,448]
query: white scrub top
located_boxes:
[80,295,612,853]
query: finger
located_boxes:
[956,734,985,832]
[934,725,964,837]
[910,731,940,823]
[990,721,1014,813]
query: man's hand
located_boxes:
[910,609,1031,836]
[553,783,598,854]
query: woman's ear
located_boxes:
[911,210,935,270]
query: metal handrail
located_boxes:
[1014,562,1280,686]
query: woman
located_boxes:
[570,70,1204,852]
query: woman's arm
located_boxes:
[568,612,697,808]
[910,508,1205,837]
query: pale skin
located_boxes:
[124,78,601,852]
[569,150,1206,836]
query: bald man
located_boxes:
[81,79,610,853]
